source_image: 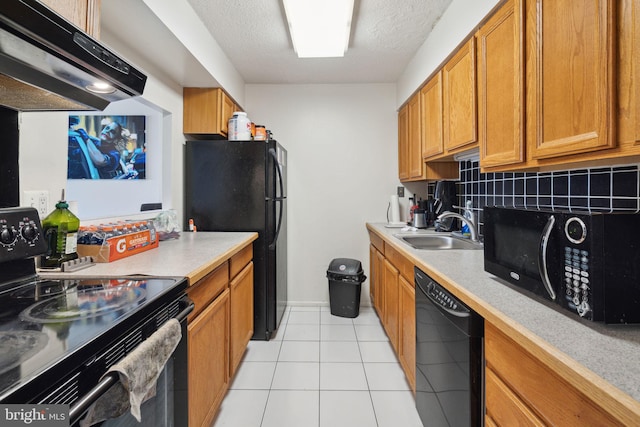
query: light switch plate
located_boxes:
[23,190,49,218]
[397,186,405,197]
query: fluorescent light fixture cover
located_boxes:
[283,0,354,58]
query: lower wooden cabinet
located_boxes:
[382,259,400,352]
[485,322,624,426]
[188,288,230,427]
[186,242,254,427]
[370,233,416,392]
[370,243,385,319]
[230,261,254,378]
[398,275,416,391]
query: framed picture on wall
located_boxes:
[68,115,146,180]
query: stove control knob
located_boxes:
[0,227,17,245]
[21,224,38,242]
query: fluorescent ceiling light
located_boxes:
[283,0,354,58]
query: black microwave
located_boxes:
[483,207,640,324]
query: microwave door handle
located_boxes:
[539,215,557,301]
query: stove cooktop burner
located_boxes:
[19,285,146,323]
[9,279,76,300]
[0,331,49,376]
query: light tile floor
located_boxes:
[211,305,423,427]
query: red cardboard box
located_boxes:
[77,228,158,262]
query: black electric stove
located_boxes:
[0,207,188,414]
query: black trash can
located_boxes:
[327,258,367,318]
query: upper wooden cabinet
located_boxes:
[421,71,445,159]
[622,0,639,145]
[526,0,616,160]
[407,94,424,179]
[477,0,525,169]
[443,37,478,153]
[40,0,101,38]
[184,88,236,137]
[397,86,459,182]
[398,104,410,181]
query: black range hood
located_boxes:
[0,0,147,111]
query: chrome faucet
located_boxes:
[436,210,479,242]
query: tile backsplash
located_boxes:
[429,161,640,235]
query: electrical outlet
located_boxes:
[397,186,405,198]
[23,191,49,218]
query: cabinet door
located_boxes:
[40,0,101,38]
[221,92,235,136]
[398,275,416,392]
[184,88,233,136]
[478,0,525,168]
[421,71,445,159]
[374,250,385,318]
[635,0,640,144]
[398,104,410,181]
[526,0,616,159]
[369,244,377,307]
[188,289,230,427]
[383,259,400,352]
[230,262,254,378]
[408,94,424,179]
[443,37,478,152]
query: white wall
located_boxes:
[396,0,500,107]
[246,84,399,306]
[19,75,186,223]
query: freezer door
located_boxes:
[184,140,267,231]
[265,142,288,336]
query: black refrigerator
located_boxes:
[184,139,287,340]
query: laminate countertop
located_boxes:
[367,223,640,418]
[39,232,258,284]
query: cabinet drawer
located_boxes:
[485,366,545,426]
[230,244,253,279]
[368,231,384,254]
[384,244,413,282]
[485,322,621,426]
[187,261,229,321]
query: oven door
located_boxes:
[98,318,188,427]
[69,298,193,427]
[483,207,562,302]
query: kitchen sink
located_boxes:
[394,233,483,250]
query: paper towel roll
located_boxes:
[389,195,401,223]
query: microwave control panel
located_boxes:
[562,216,592,319]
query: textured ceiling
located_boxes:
[185,0,453,84]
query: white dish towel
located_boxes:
[80,318,182,427]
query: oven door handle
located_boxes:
[68,299,194,426]
[539,215,557,301]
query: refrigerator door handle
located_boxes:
[269,198,283,250]
[268,148,285,250]
[269,148,286,200]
